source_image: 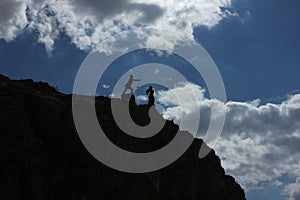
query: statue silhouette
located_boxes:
[122,74,140,95]
[146,86,155,106]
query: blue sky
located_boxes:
[1,0,300,199]
[194,0,300,103]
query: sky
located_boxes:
[0,0,300,199]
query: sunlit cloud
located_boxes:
[155,83,300,197]
[0,0,236,53]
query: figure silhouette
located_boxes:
[122,74,140,95]
[146,86,155,106]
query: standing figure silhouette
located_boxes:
[122,74,140,95]
[146,86,155,106]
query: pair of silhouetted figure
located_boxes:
[122,74,154,106]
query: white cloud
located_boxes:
[156,83,300,197]
[271,180,284,187]
[157,82,205,109]
[136,94,148,101]
[284,178,300,200]
[0,0,28,41]
[102,84,110,89]
[0,0,236,53]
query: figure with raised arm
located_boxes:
[122,74,140,95]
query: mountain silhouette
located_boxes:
[0,74,245,200]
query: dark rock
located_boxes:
[0,75,246,200]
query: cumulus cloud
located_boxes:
[102,84,110,89]
[0,0,28,41]
[0,0,235,53]
[156,83,206,124]
[155,82,300,197]
[284,178,300,200]
[216,94,300,191]
[136,94,148,101]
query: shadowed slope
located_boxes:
[0,74,245,200]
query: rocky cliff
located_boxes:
[0,74,246,200]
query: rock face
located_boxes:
[0,74,246,200]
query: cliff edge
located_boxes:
[0,74,246,200]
